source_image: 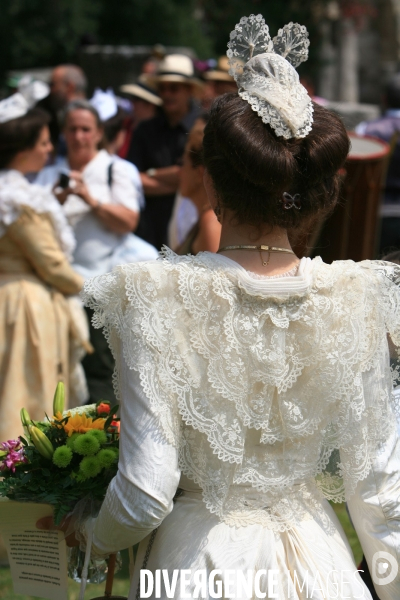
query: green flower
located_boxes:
[52,445,73,468]
[97,449,117,469]
[86,429,107,445]
[79,456,102,479]
[73,433,100,456]
[66,433,81,449]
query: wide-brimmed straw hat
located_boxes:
[204,56,243,82]
[148,54,203,91]
[119,80,163,106]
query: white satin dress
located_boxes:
[82,251,400,600]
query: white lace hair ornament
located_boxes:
[0,76,49,124]
[227,15,313,139]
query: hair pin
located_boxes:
[281,192,301,210]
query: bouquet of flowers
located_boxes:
[0,382,120,525]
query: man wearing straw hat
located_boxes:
[203,56,239,105]
[127,54,202,250]
[119,78,162,140]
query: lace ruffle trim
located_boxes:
[82,251,399,530]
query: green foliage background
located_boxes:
[0,0,325,84]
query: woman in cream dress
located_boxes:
[47,16,400,600]
[0,104,85,444]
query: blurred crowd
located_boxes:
[0,51,238,443]
[1,48,400,433]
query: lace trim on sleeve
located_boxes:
[82,252,398,531]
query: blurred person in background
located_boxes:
[355,72,400,253]
[119,79,162,158]
[201,56,239,110]
[127,54,202,250]
[90,87,158,261]
[37,64,87,154]
[175,114,220,255]
[36,100,141,277]
[168,58,238,247]
[0,87,87,444]
[36,99,154,403]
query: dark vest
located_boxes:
[363,116,400,195]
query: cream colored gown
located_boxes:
[0,170,85,444]
[82,250,400,599]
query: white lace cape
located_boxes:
[0,169,76,260]
[82,250,400,531]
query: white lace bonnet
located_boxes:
[0,76,49,124]
[227,14,313,139]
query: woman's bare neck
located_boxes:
[217,218,298,276]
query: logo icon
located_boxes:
[371,551,398,586]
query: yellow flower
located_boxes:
[53,412,106,437]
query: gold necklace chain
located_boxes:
[217,245,294,254]
[217,245,295,267]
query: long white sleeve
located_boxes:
[347,426,400,599]
[90,345,181,555]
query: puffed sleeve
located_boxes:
[80,264,181,554]
[90,341,181,554]
[347,426,400,600]
[346,260,400,599]
[6,205,83,295]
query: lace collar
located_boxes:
[187,251,316,300]
[0,169,76,260]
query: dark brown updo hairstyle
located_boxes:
[202,94,350,230]
[0,108,50,170]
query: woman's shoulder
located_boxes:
[0,169,76,259]
[81,251,209,310]
[82,253,400,316]
[0,169,53,225]
[311,257,398,289]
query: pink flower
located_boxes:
[0,440,27,473]
[0,439,22,452]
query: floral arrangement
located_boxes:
[0,383,120,524]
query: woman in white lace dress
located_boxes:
[62,16,400,600]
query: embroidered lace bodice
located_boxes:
[82,250,400,532]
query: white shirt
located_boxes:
[36,150,157,278]
[110,154,145,210]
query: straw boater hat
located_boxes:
[119,79,163,106]
[204,56,243,82]
[149,54,203,91]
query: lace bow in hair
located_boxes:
[227,15,313,139]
